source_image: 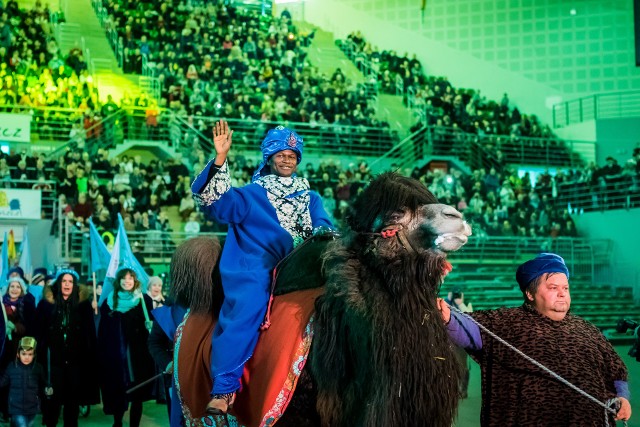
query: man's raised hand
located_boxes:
[213,120,233,166]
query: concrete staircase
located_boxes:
[302,25,364,84]
[55,0,141,102]
[378,94,420,136]
[302,23,416,138]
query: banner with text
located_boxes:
[0,114,32,143]
[0,189,41,220]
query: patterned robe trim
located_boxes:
[260,316,315,427]
[192,160,231,207]
[254,175,313,247]
[173,310,244,427]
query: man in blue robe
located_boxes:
[191,120,334,414]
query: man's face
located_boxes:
[527,273,571,321]
[269,150,298,178]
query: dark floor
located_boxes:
[19,346,640,426]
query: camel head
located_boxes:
[347,173,471,254]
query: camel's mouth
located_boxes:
[434,232,469,252]
[433,221,472,252]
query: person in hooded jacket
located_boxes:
[35,268,100,427]
[0,336,47,427]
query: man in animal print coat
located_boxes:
[439,253,631,426]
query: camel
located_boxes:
[170,173,472,427]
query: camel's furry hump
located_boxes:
[311,173,462,427]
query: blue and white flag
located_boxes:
[0,232,8,293]
[99,214,149,306]
[89,218,111,275]
[18,231,32,282]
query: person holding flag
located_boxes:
[0,232,10,295]
[35,268,100,427]
[96,214,155,427]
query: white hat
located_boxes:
[6,276,27,297]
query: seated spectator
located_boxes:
[179,190,195,222]
[184,212,200,238]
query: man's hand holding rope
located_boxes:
[616,397,631,421]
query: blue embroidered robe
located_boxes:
[191,159,333,393]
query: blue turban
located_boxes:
[252,126,303,182]
[516,253,569,292]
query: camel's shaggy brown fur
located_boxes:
[169,236,223,315]
[311,173,462,427]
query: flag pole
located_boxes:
[92,272,98,315]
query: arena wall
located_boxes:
[303,0,640,124]
[594,117,640,165]
[573,210,640,300]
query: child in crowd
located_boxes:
[0,336,48,427]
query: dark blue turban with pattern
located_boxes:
[252,126,304,182]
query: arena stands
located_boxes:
[337,31,578,168]
[95,0,392,133]
[5,142,637,241]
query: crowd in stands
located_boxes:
[340,30,549,135]
[0,0,97,110]
[339,31,575,166]
[4,144,639,245]
[98,0,391,130]
[2,1,638,243]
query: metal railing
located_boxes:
[370,123,591,172]
[0,105,86,145]
[553,179,640,213]
[3,102,596,173]
[59,227,604,284]
[552,90,640,128]
[336,38,379,99]
[51,22,81,53]
[184,115,400,158]
[232,0,272,15]
[395,74,404,97]
[62,225,226,268]
[92,0,123,68]
[0,179,58,219]
[449,236,601,279]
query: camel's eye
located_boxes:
[388,211,404,223]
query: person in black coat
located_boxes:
[0,336,47,426]
[35,268,100,427]
[97,267,155,427]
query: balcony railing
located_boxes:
[371,123,592,171]
[5,104,595,173]
[0,105,86,145]
[184,116,399,158]
[60,227,606,286]
[552,90,640,128]
[553,180,640,213]
[62,225,226,273]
